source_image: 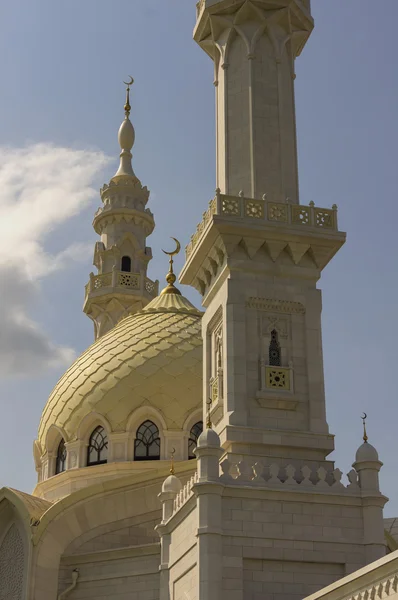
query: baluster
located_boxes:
[268,464,281,485]
[300,465,313,487]
[285,464,297,486]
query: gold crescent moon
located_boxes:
[123,75,134,86]
[162,237,181,257]
[362,412,367,420]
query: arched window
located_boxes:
[87,426,108,466]
[121,255,132,272]
[188,421,203,459]
[269,329,281,366]
[134,420,160,461]
[55,439,67,474]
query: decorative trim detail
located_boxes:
[247,297,305,314]
[265,366,291,391]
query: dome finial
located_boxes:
[170,447,176,475]
[112,78,136,179]
[206,397,212,429]
[123,76,134,117]
[362,412,368,443]
[160,238,182,295]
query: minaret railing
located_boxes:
[185,192,339,259]
[85,270,159,301]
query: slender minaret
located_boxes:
[84,79,158,339]
[180,0,346,468]
[195,0,313,202]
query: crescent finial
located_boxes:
[361,413,368,443]
[170,447,176,475]
[206,398,212,429]
[123,76,134,117]
[160,238,182,296]
[123,75,134,87]
[162,237,181,257]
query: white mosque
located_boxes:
[1,1,398,599]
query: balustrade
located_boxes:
[85,270,158,300]
[185,192,339,259]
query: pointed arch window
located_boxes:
[55,439,67,474]
[121,255,132,272]
[87,426,108,466]
[134,421,160,461]
[188,421,203,460]
[269,329,281,366]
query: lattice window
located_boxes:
[134,421,160,461]
[188,421,203,459]
[269,329,281,366]
[266,367,291,390]
[121,255,132,272]
[0,524,24,600]
[55,439,67,474]
[118,272,140,289]
[87,426,108,466]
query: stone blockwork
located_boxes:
[303,550,398,600]
[58,545,160,600]
[157,430,387,600]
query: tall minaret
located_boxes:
[195,0,312,202]
[181,0,346,467]
[84,79,158,339]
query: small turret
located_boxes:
[353,414,387,564]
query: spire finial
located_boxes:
[160,238,182,295]
[123,76,134,117]
[206,398,212,429]
[361,412,368,443]
[170,447,176,475]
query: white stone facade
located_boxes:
[0,1,393,599]
[154,431,387,600]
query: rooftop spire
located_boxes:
[160,238,182,296]
[112,77,136,180]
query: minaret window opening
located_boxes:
[188,421,203,459]
[55,439,67,474]
[134,420,160,461]
[121,255,132,272]
[269,329,281,366]
[87,426,108,466]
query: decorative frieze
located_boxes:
[246,297,305,315]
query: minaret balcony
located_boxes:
[185,192,340,261]
[84,270,159,302]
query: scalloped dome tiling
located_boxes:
[38,292,203,450]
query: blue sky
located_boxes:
[0,1,397,514]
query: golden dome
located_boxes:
[37,292,203,451]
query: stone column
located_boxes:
[194,429,224,600]
[156,474,182,600]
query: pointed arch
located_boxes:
[126,405,167,434]
[44,424,68,454]
[55,439,67,475]
[0,488,43,600]
[87,426,108,466]
[121,255,132,272]
[134,421,160,461]
[76,412,112,443]
[269,329,281,366]
[188,421,203,460]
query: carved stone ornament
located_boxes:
[247,297,305,315]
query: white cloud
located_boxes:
[0,143,110,376]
